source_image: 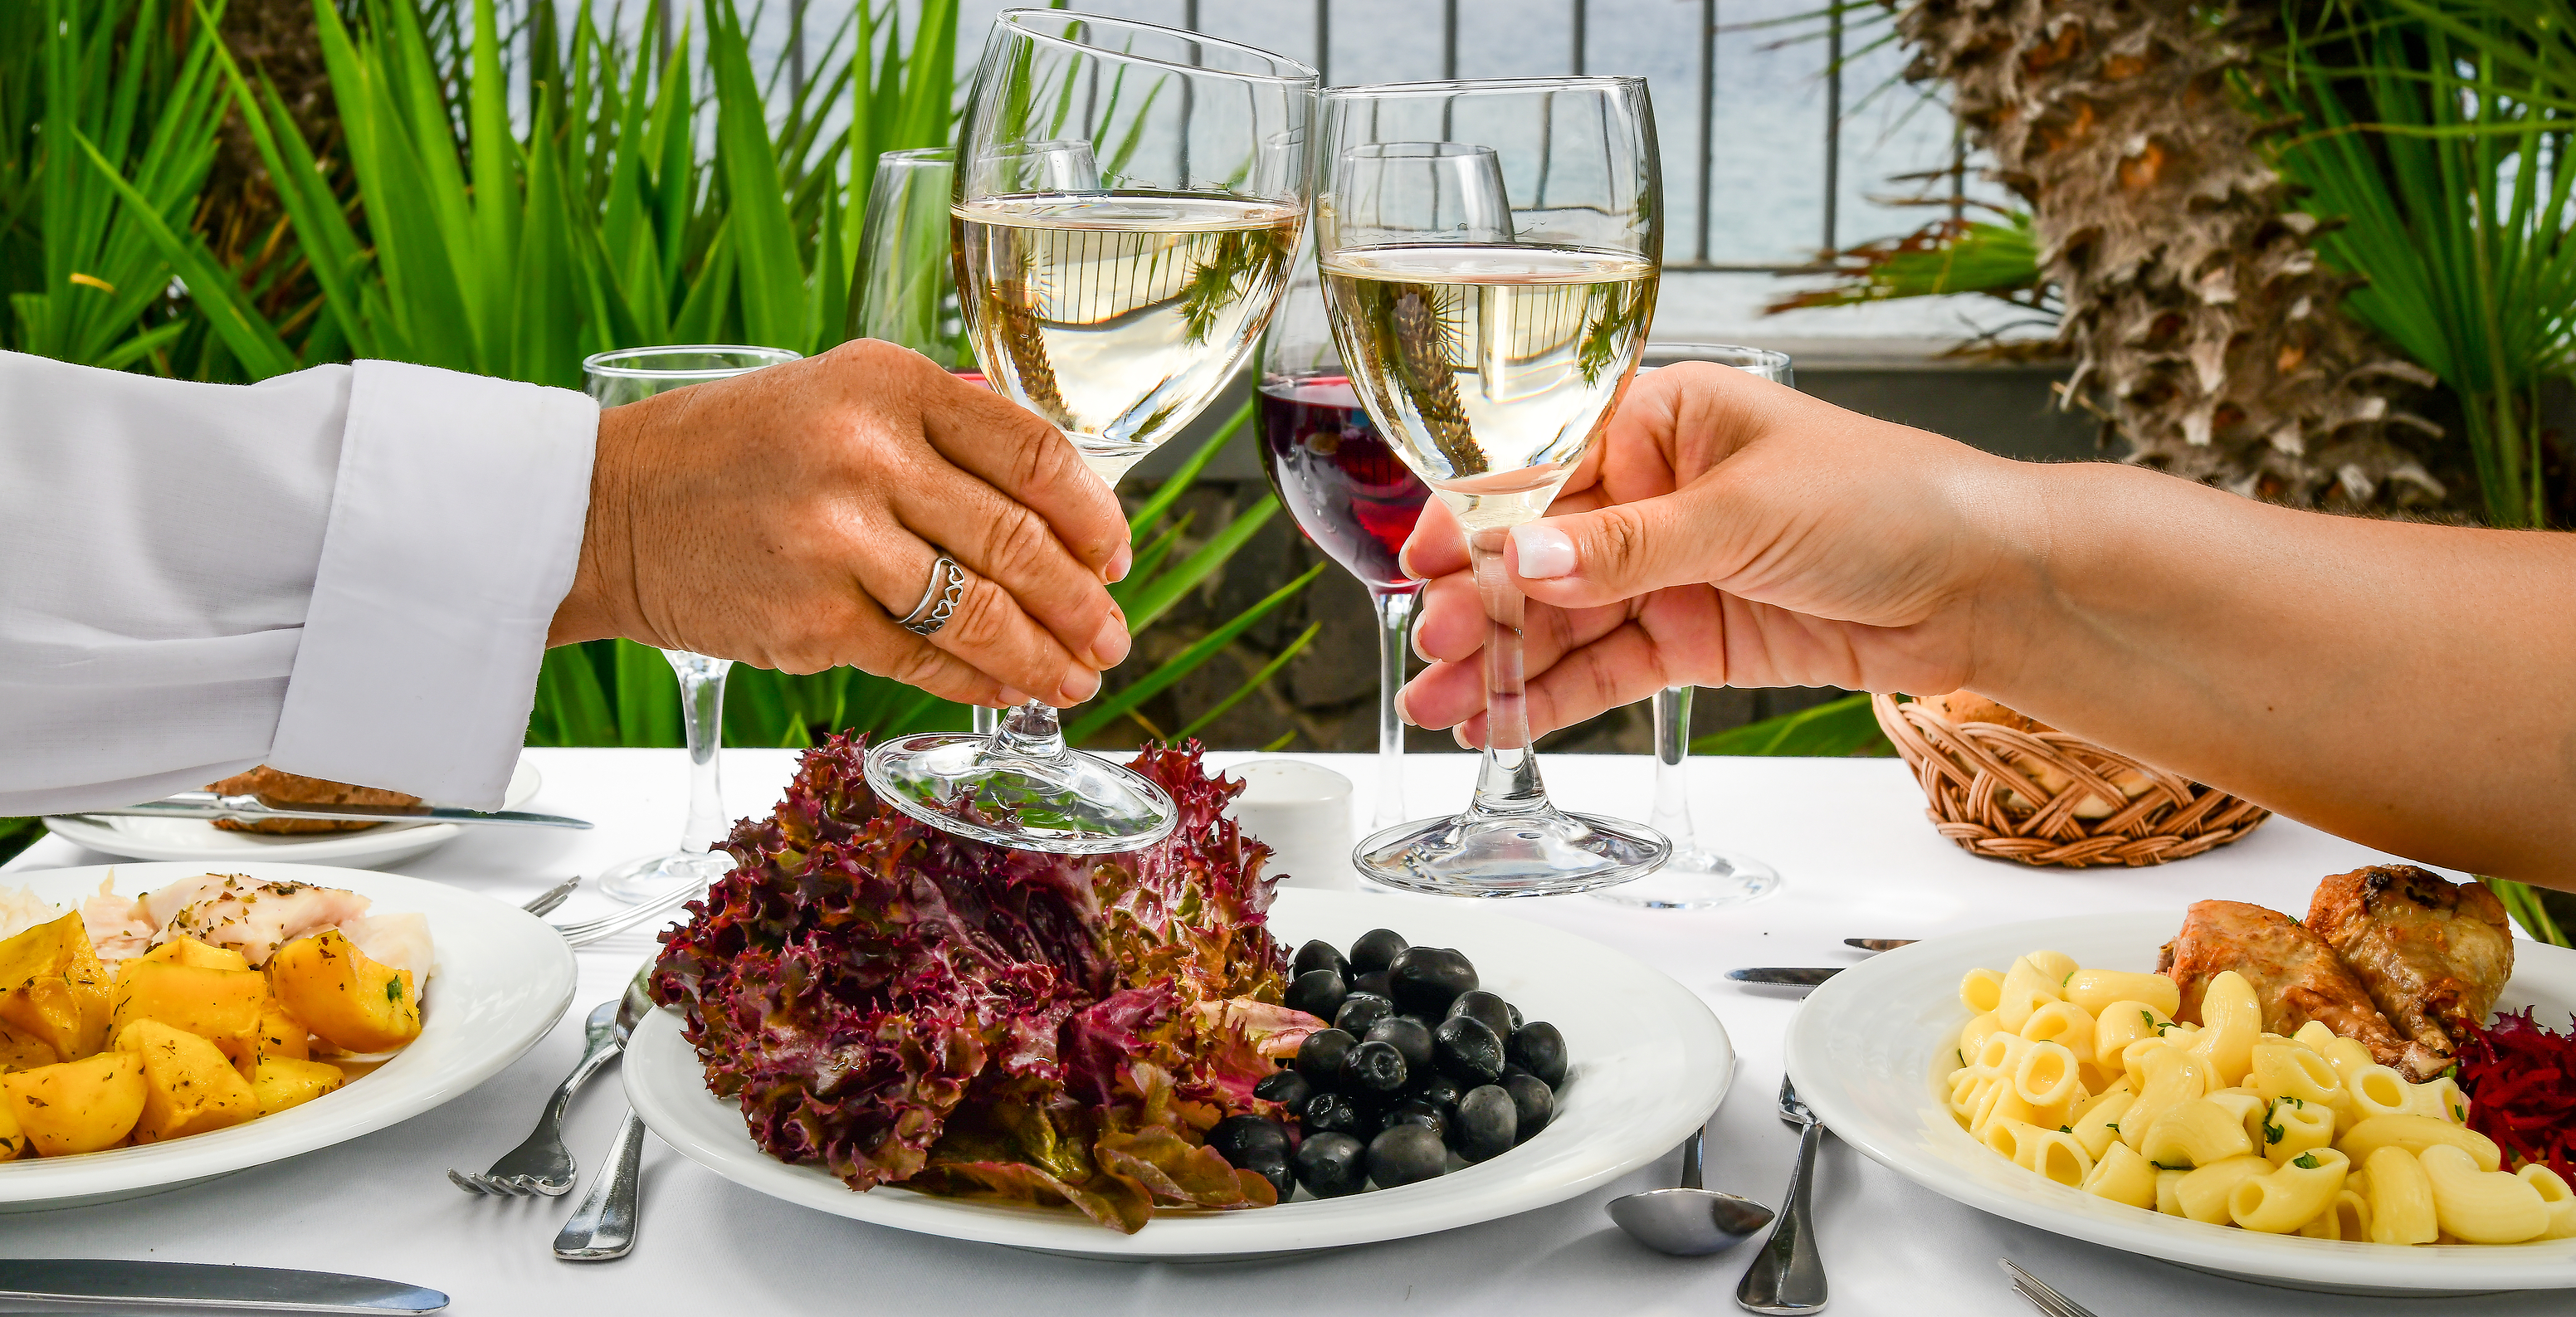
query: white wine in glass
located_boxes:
[864,10,1315,853]
[1320,77,1670,897]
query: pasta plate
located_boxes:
[1784,912,2576,1295]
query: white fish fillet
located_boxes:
[80,877,155,960]
[145,873,373,966]
[338,912,434,983]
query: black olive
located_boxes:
[1445,990,1515,1041]
[1244,1148,1295,1202]
[1349,928,1408,975]
[1352,970,1392,997]
[1293,939,1350,982]
[1296,1027,1355,1083]
[1301,1090,1366,1136]
[1364,1016,1434,1076]
[1508,1021,1568,1087]
[1208,1114,1290,1168]
[1367,1124,1447,1188]
[1432,1016,1505,1085]
[1451,1084,1517,1162]
[1333,991,1396,1035]
[1415,1075,1465,1112]
[1383,1096,1449,1141]
[1293,1130,1368,1197]
[1340,1039,1408,1093]
[1501,1072,1554,1140]
[1388,946,1479,1017]
[1506,1001,1525,1032]
[1252,1069,1315,1117]
[1285,968,1349,1021]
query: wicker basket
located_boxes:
[1871,694,2271,867]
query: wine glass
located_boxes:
[1319,78,1671,897]
[1257,145,1507,835]
[862,10,1316,853]
[580,345,802,902]
[1594,343,1792,910]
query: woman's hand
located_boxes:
[550,339,1133,708]
[1398,362,2036,744]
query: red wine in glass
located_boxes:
[1257,375,1430,588]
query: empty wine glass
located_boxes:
[1594,344,1793,910]
[1320,78,1670,897]
[862,10,1316,853]
[580,345,801,903]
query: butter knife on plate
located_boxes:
[71,793,590,830]
[0,1260,445,1313]
[1727,968,1842,988]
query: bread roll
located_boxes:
[203,768,419,834]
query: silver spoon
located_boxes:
[553,967,656,1261]
[1608,1123,1774,1255]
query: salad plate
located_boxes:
[0,861,575,1211]
[625,887,1734,1260]
[43,758,544,870]
[1783,912,2576,1295]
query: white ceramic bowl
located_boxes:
[43,759,547,869]
[1784,911,2576,1295]
[626,887,1733,1260]
[0,861,575,1211]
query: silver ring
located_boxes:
[897,555,967,637]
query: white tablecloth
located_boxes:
[2,748,2559,1315]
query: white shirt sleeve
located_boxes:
[0,352,596,815]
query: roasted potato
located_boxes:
[0,1092,22,1158]
[0,912,113,1061]
[110,960,264,1045]
[1,1051,148,1154]
[249,1056,345,1116]
[217,996,313,1081]
[116,1020,258,1143]
[0,1022,56,1072]
[134,935,252,973]
[265,931,420,1053]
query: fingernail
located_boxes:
[1091,616,1132,667]
[1105,543,1133,583]
[1060,668,1101,705]
[1394,685,1417,727]
[998,687,1031,706]
[1451,725,1474,750]
[1511,524,1577,579]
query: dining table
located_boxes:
[2,745,2564,1316]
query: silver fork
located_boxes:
[2000,1259,2097,1317]
[520,875,582,918]
[1737,1076,1828,1315]
[448,999,625,1197]
[549,878,710,949]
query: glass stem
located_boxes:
[667,652,733,852]
[987,700,1069,762]
[1371,585,1421,831]
[1650,685,1699,846]
[1465,525,1551,820]
[973,705,1001,736]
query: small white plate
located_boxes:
[43,759,545,870]
[1785,911,2576,1295]
[626,887,1734,1260]
[0,861,574,1211]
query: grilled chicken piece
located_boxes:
[2307,866,2514,1080]
[2156,900,2428,1074]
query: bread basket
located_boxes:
[1871,693,2271,867]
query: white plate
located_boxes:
[43,759,545,870]
[0,861,575,1211]
[1785,911,2576,1295]
[626,887,1733,1260]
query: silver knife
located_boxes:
[0,1260,446,1313]
[71,793,590,830]
[1728,968,1842,987]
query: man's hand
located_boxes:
[1398,362,2034,744]
[549,339,1133,708]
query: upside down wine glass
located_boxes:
[582,346,803,902]
[1593,344,1793,910]
[1320,79,1671,896]
[863,10,1315,852]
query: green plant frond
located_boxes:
[1122,495,1281,633]
[1176,621,1320,741]
[1128,398,1253,534]
[1068,563,1325,744]
[1690,693,1893,758]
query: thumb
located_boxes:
[1504,487,1722,609]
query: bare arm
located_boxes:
[1399,363,2576,890]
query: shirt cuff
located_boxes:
[268,361,596,807]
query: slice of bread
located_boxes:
[203,768,421,834]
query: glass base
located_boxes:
[1353,808,1669,898]
[864,732,1178,854]
[1591,845,1781,910]
[596,848,734,905]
